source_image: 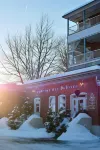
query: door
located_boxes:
[34,98,40,114]
[70,94,87,117]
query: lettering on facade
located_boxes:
[35,84,78,94]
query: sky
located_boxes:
[0,0,91,82]
[0,0,91,48]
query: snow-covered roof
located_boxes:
[24,65,100,85]
[62,0,94,18]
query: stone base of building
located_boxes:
[91,126,100,136]
[29,117,44,128]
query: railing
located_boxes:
[69,14,100,35]
[69,49,100,66]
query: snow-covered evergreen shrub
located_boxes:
[44,107,71,139]
[21,100,33,119]
[8,105,21,129]
[8,98,33,130]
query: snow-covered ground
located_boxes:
[0,115,54,139]
[0,113,99,142]
[0,138,100,150]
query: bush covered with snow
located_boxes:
[44,107,71,139]
[8,98,33,130]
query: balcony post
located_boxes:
[67,19,69,35]
[83,10,86,29]
[84,38,86,62]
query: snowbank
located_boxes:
[69,113,91,126]
[58,124,98,141]
[19,114,41,131]
[0,117,9,129]
[58,113,98,141]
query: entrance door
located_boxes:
[34,98,40,114]
[70,94,87,117]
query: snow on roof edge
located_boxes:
[24,65,100,85]
[62,0,94,18]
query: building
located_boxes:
[23,0,100,136]
[63,0,100,71]
[0,0,100,136]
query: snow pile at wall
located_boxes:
[58,113,98,141]
[0,117,9,129]
[58,124,98,141]
[19,114,40,131]
[69,113,91,126]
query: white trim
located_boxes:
[49,96,56,112]
[34,97,41,113]
[24,65,100,84]
[58,95,66,110]
[70,92,87,117]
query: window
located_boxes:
[49,96,56,112]
[34,98,40,113]
[68,39,84,66]
[58,95,66,110]
[36,103,39,112]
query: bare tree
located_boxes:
[0,15,60,83]
[55,37,68,73]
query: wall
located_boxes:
[24,73,99,124]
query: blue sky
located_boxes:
[0,0,91,49]
[0,0,91,82]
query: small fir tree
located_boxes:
[44,107,71,139]
[8,97,33,130]
[21,99,33,119]
[8,105,22,129]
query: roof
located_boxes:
[62,0,98,20]
[24,65,100,85]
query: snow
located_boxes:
[19,121,35,131]
[60,118,69,126]
[19,114,41,131]
[0,114,54,139]
[0,128,54,139]
[28,114,40,120]
[24,65,100,84]
[0,114,98,141]
[58,124,98,141]
[0,117,10,129]
[58,113,98,141]
[69,113,91,126]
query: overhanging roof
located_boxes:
[24,65,100,85]
[62,0,100,22]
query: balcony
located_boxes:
[68,33,100,69]
[69,14,100,35]
[69,49,100,67]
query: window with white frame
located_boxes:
[34,98,40,113]
[58,95,66,110]
[49,96,56,112]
